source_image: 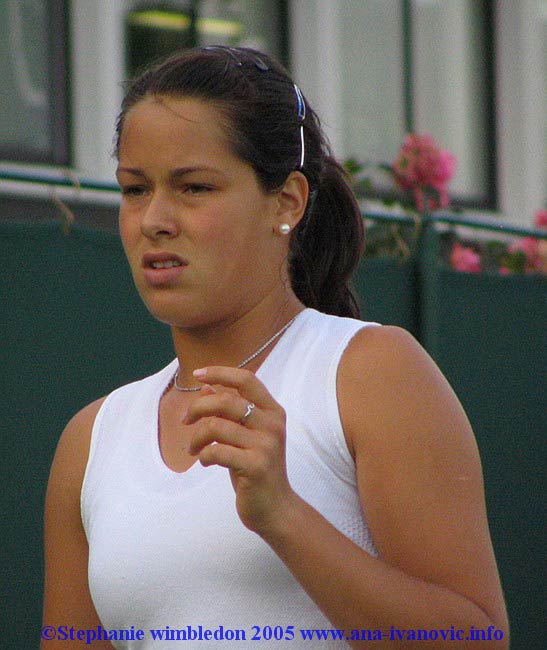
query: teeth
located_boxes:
[151,260,182,269]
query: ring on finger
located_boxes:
[239,402,256,426]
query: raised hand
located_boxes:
[184,366,297,536]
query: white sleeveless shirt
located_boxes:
[81,309,380,648]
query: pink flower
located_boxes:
[392,134,457,211]
[450,242,481,273]
[499,267,511,275]
[535,209,547,229]
[536,240,547,274]
[508,237,539,270]
[426,148,457,191]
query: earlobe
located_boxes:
[274,171,309,232]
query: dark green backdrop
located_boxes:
[1,221,173,648]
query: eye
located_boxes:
[184,184,213,195]
[121,185,147,197]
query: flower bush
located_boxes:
[345,132,456,216]
[440,209,547,276]
[345,133,457,262]
[345,134,547,276]
[391,133,457,212]
[449,242,482,273]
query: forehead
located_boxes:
[119,95,233,161]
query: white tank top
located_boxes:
[81,308,379,648]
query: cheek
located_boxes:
[119,205,138,237]
[194,210,248,256]
[118,212,140,261]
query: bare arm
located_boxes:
[261,326,509,648]
[41,398,113,649]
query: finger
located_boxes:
[188,417,254,456]
[182,391,259,427]
[193,366,274,409]
[197,442,249,471]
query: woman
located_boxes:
[43,47,508,648]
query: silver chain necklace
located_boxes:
[173,315,298,392]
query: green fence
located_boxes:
[356,214,546,648]
[0,221,173,648]
[353,214,419,335]
[417,217,546,649]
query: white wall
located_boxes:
[495,0,546,225]
[71,0,132,183]
[289,0,345,155]
[412,0,490,202]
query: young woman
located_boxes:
[43,47,508,648]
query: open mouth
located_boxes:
[149,260,183,269]
[141,253,188,285]
[142,252,188,269]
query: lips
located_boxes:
[142,252,188,269]
[141,252,188,286]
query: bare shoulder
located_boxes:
[62,396,106,447]
[48,397,107,493]
[44,396,107,532]
[339,324,449,391]
[337,325,472,457]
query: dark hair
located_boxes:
[115,46,364,318]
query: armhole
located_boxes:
[80,394,111,535]
[328,322,382,465]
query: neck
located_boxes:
[170,294,305,389]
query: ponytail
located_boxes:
[289,156,364,318]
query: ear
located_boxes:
[272,171,309,232]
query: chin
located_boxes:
[139,295,217,331]
[134,289,184,326]
[141,301,191,329]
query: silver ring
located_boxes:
[239,402,256,425]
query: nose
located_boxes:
[140,192,179,240]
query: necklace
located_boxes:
[173,315,298,392]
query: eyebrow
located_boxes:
[116,166,225,179]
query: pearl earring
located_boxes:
[279,223,291,235]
